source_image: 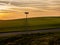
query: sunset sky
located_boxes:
[0,0,60,20]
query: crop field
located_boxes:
[0,17,60,32]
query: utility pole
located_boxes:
[24,12,29,30]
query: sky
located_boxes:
[0,0,60,20]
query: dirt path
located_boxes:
[0,28,60,37]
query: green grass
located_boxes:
[0,17,60,32]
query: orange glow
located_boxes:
[0,7,60,20]
[0,9,60,20]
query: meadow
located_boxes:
[0,17,60,45]
[0,17,60,32]
[0,32,60,45]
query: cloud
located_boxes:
[0,0,60,12]
[0,0,60,20]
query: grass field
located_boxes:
[0,17,60,32]
[0,17,60,45]
[0,32,60,45]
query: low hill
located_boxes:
[0,17,60,32]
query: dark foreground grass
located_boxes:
[0,32,60,45]
[0,17,60,32]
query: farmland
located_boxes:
[0,17,60,45]
[0,17,60,32]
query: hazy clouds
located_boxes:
[0,0,60,20]
[0,0,60,11]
